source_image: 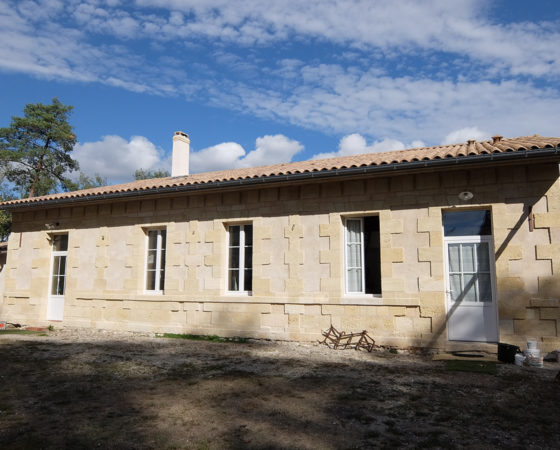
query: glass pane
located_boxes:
[347,220,361,243]
[478,274,492,302]
[449,274,462,302]
[477,242,490,271]
[229,247,239,269]
[146,270,156,291]
[347,243,362,268]
[51,276,58,295]
[160,230,166,249]
[448,244,461,273]
[58,256,66,276]
[443,210,491,236]
[158,268,165,291]
[229,226,240,246]
[58,276,65,296]
[147,250,157,270]
[244,268,252,292]
[244,225,253,246]
[52,234,68,252]
[229,269,239,291]
[347,268,362,292]
[462,274,477,302]
[148,231,158,250]
[52,256,61,275]
[244,245,252,270]
[462,244,475,273]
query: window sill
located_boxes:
[226,291,253,297]
[341,295,419,306]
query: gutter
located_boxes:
[3,146,560,210]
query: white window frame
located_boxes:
[144,229,166,294]
[344,217,366,294]
[227,224,252,293]
[444,235,497,304]
[49,233,68,298]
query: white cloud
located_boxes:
[223,68,560,145]
[189,142,246,173]
[441,127,490,146]
[2,0,559,96]
[73,135,169,184]
[131,0,560,77]
[190,134,304,173]
[1,0,559,157]
[312,134,412,160]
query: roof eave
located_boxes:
[3,146,559,211]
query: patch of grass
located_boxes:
[0,329,47,335]
[157,333,249,343]
[444,360,497,375]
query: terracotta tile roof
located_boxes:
[3,135,559,208]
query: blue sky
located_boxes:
[1,0,559,184]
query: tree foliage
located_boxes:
[0,98,79,198]
[68,172,107,191]
[134,168,170,180]
[0,186,14,242]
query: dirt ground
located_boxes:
[1,328,559,449]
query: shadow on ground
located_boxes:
[0,337,559,449]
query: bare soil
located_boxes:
[1,328,559,449]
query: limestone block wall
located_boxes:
[3,161,559,350]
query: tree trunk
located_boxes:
[28,138,49,198]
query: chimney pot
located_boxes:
[492,135,503,143]
[467,139,476,145]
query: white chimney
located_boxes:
[172,131,190,177]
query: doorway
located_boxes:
[443,211,498,342]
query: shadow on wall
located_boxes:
[424,275,479,349]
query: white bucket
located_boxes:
[514,353,525,366]
[526,355,544,368]
[527,339,538,350]
[525,348,540,358]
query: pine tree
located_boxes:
[134,168,170,180]
[0,98,79,197]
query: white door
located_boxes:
[47,234,68,321]
[444,236,498,342]
[47,296,65,321]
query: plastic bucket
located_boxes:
[524,348,540,358]
[526,355,544,368]
[527,339,538,350]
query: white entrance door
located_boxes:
[444,236,498,342]
[47,234,68,321]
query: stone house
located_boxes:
[1,133,560,351]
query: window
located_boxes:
[145,229,166,292]
[345,216,381,294]
[443,210,491,236]
[228,224,253,292]
[50,234,68,296]
[447,241,492,303]
[444,210,494,303]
